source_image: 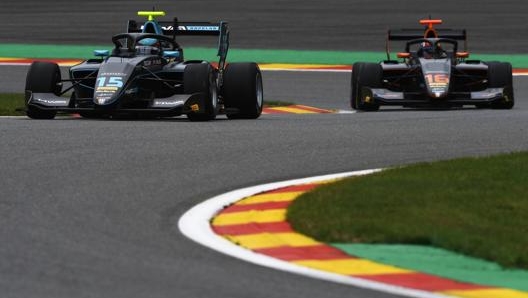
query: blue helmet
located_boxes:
[138,38,158,46]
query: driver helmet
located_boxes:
[136,38,161,55]
[420,42,434,59]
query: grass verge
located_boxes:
[287,152,528,269]
[0,93,25,116]
[3,44,528,67]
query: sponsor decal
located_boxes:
[100,72,126,76]
[153,100,184,107]
[124,88,138,95]
[181,26,219,31]
[96,86,118,91]
[143,59,161,67]
[95,92,115,97]
[376,93,402,100]
[140,25,174,31]
[34,98,67,105]
[96,97,111,104]
[156,101,175,106]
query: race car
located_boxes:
[351,19,514,111]
[25,11,263,120]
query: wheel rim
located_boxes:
[210,73,218,110]
[255,72,263,109]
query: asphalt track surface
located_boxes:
[2,1,528,298]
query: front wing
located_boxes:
[25,91,208,116]
[365,87,510,107]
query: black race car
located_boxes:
[25,11,263,120]
[351,19,514,111]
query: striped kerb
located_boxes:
[263,105,335,114]
[211,182,528,297]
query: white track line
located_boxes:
[178,169,454,298]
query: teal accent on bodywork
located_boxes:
[142,20,164,35]
[93,50,109,57]
[163,51,180,58]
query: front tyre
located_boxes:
[350,62,364,110]
[487,62,514,109]
[223,62,263,119]
[184,63,218,121]
[355,63,381,111]
[25,61,61,119]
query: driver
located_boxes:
[135,38,161,55]
[418,42,434,59]
[434,43,448,58]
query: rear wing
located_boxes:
[387,29,467,41]
[128,20,227,36]
[127,13,230,70]
[385,19,468,60]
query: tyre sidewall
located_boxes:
[184,63,218,121]
[356,63,382,111]
[223,62,263,119]
[487,62,514,109]
[25,61,61,119]
[351,62,364,110]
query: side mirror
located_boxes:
[456,52,469,59]
[94,50,110,57]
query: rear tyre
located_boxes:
[487,62,514,109]
[184,63,218,121]
[25,61,61,119]
[355,62,381,111]
[223,62,263,119]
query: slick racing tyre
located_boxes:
[354,62,381,111]
[184,63,218,121]
[25,61,61,119]
[350,62,364,110]
[487,62,514,109]
[222,62,263,119]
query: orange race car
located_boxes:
[351,19,514,111]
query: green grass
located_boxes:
[0,93,26,116]
[3,44,528,67]
[288,152,528,269]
